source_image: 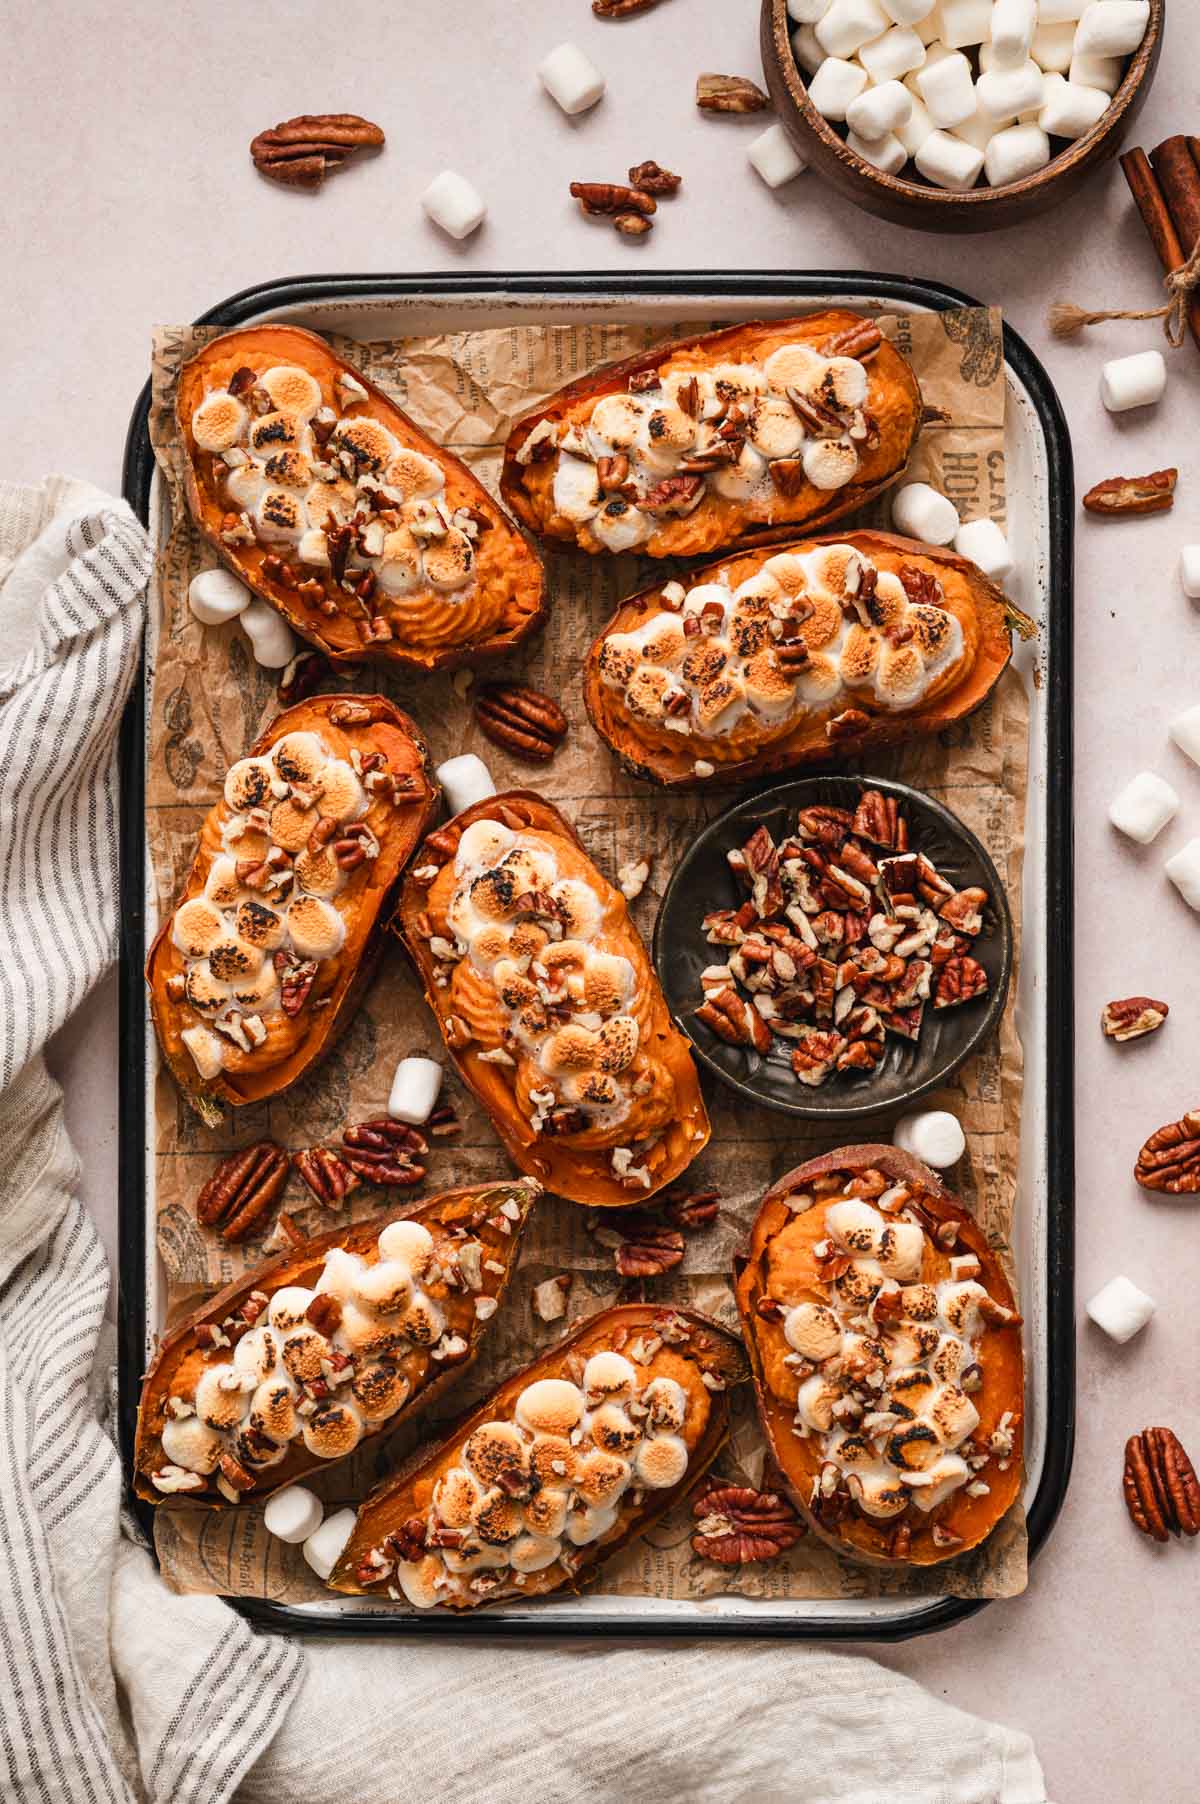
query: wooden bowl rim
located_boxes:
[764,0,1163,215]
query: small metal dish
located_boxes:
[653,773,1012,1122]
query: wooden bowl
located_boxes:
[761,0,1163,234]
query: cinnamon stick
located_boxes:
[1121,145,1200,351]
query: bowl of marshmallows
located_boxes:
[762,0,1163,230]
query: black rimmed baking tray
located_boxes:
[118,271,1074,1641]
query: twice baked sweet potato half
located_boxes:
[177,324,545,671]
[499,312,920,560]
[584,532,1032,788]
[134,1178,539,1506]
[146,694,436,1121]
[734,1145,1023,1567]
[397,792,710,1206]
[329,1302,747,1608]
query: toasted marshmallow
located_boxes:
[225,464,264,511]
[824,356,870,410]
[887,1366,938,1416]
[261,365,322,418]
[172,897,226,959]
[302,1400,363,1460]
[835,1257,887,1310]
[927,1385,980,1448]
[589,394,647,454]
[839,624,879,686]
[334,417,396,473]
[281,1327,330,1383]
[234,899,285,952]
[312,763,366,828]
[181,1024,224,1079]
[908,1452,970,1510]
[940,1280,990,1337]
[433,1466,483,1528]
[662,368,717,417]
[564,1503,619,1546]
[793,654,843,706]
[582,952,635,1016]
[508,1533,562,1574]
[195,1365,251,1431]
[592,497,649,551]
[472,1488,524,1545]
[423,528,475,592]
[233,1326,280,1381]
[384,449,445,499]
[304,478,356,530]
[207,936,263,983]
[589,1404,641,1455]
[368,546,417,605]
[583,1350,637,1406]
[203,856,248,910]
[456,820,515,872]
[377,1218,435,1276]
[747,394,807,459]
[930,1334,968,1385]
[886,1420,942,1472]
[262,448,312,490]
[337,1301,401,1358]
[795,1374,841,1432]
[513,1379,585,1438]
[522,1487,570,1540]
[396,1553,444,1610]
[847,1468,910,1518]
[354,1259,414,1316]
[695,674,748,734]
[249,411,303,460]
[803,438,859,491]
[624,663,672,721]
[876,1220,926,1279]
[633,1434,689,1489]
[574,1451,632,1508]
[712,363,767,406]
[761,551,810,597]
[529,1434,582,1489]
[639,1376,687,1434]
[161,1415,223,1474]
[711,443,768,502]
[464,1422,530,1490]
[640,402,698,471]
[783,1300,843,1361]
[398,1294,445,1346]
[351,1362,411,1422]
[287,895,345,960]
[317,1246,367,1299]
[442,1543,509,1576]
[272,731,326,785]
[255,490,305,545]
[825,1197,887,1253]
[184,962,231,1014]
[250,1379,298,1444]
[553,455,602,522]
[743,650,797,719]
[193,389,248,452]
[763,342,826,393]
[268,1286,316,1333]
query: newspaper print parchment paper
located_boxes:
[145,302,1029,1606]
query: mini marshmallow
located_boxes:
[954,517,1014,579]
[808,55,870,119]
[1165,839,1200,911]
[895,90,938,156]
[792,22,826,72]
[893,1109,967,1169]
[1038,72,1111,136]
[977,61,1045,119]
[1180,547,1200,600]
[1085,1275,1155,1344]
[537,42,605,115]
[1108,771,1179,844]
[846,79,913,138]
[302,1507,357,1582]
[239,599,296,669]
[985,122,1051,186]
[748,123,808,187]
[848,129,909,173]
[858,25,927,81]
[421,170,486,241]
[879,0,931,20]
[1100,349,1165,413]
[188,568,251,627]
[1068,51,1124,93]
[388,1055,443,1125]
[787,0,832,19]
[915,52,977,128]
[1031,21,1079,73]
[1169,704,1200,768]
[891,481,960,543]
[1073,1,1150,58]
[1039,0,1087,18]
[815,0,889,58]
[436,753,496,816]
[939,0,993,49]
[990,0,1037,66]
[263,1485,323,1545]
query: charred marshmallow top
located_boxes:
[789,1195,994,1521]
[191,362,479,613]
[151,1218,448,1500]
[597,545,964,751]
[171,729,376,1080]
[526,341,880,550]
[385,1348,695,1609]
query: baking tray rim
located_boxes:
[118,268,1074,1643]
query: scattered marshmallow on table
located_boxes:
[1108,771,1179,844]
[891,481,960,544]
[1169,704,1200,768]
[1100,350,1166,414]
[1038,72,1111,138]
[188,568,250,627]
[954,517,1014,580]
[915,52,977,128]
[302,1508,358,1582]
[263,1485,323,1546]
[846,79,913,138]
[537,42,605,115]
[809,55,869,119]
[991,0,1038,65]
[847,129,908,174]
[436,752,496,816]
[1180,547,1200,600]
[239,598,296,669]
[858,26,927,82]
[985,123,1051,187]
[893,1109,967,1169]
[815,0,889,59]
[388,1055,443,1126]
[1165,839,1200,911]
[421,170,486,241]
[748,123,808,188]
[1074,1,1151,59]
[976,61,1046,121]
[1086,1276,1156,1345]
[938,0,993,50]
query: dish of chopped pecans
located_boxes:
[654,777,1011,1118]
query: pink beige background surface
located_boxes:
[5,2,1199,1798]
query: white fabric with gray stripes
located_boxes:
[0,479,302,1804]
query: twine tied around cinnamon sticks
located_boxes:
[1049,137,1200,353]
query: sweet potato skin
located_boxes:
[396,791,711,1206]
[500,312,922,560]
[734,1144,1024,1568]
[177,323,546,672]
[329,1302,748,1605]
[583,531,1021,789]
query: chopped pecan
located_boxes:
[274,952,319,1017]
[421,824,462,866]
[596,453,631,493]
[532,1274,573,1323]
[852,789,906,850]
[1123,1427,1200,1542]
[610,1215,686,1278]
[695,73,770,113]
[250,113,384,190]
[695,985,772,1052]
[1134,1109,1200,1192]
[897,564,942,606]
[217,1451,256,1494]
[306,1292,344,1337]
[821,321,883,361]
[628,160,681,194]
[341,1118,428,1187]
[570,182,657,217]
[792,1029,846,1085]
[428,1103,461,1137]
[195,1142,290,1244]
[294,1145,361,1208]
[593,0,663,12]
[939,887,988,936]
[333,821,379,870]
[640,474,705,516]
[475,683,568,763]
[690,1483,805,1563]
[934,956,988,1008]
[277,650,339,706]
[1102,996,1168,1043]
[386,1517,429,1563]
[1083,469,1177,517]
[665,1187,720,1229]
[785,386,846,437]
[825,708,870,742]
[768,458,806,500]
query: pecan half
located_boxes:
[475,684,568,763]
[277,650,340,706]
[690,1483,805,1563]
[825,708,870,742]
[897,564,942,606]
[768,459,806,500]
[695,73,769,113]
[665,1187,720,1229]
[1134,1109,1200,1192]
[306,1292,344,1337]
[250,114,384,190]
[274,952,319,1017]
[640,474,705,516]
[593,0,663,13]
[1083,469,1177,517]
[341,1118,428,1187]
[195,1142,290,1244]
[1123,1427,1200,1542]
[628,160,681,195]
[695,984,772,1052]
[611,1215,686,1278]
[1102,996,1168,1043]
[294,1145,361,1209]
[569,182,656,217]
[852,788,906,849]
[821,322,883,361]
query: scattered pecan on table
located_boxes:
[593,0,665,15]
[340,1119,428,1187]
[250,114,385,190]
[195,1142,290,1243]
[628,160,682,195]
[474,683,568,762]
[294,1145,361,1209]
[1102,996,1169,1043]
[1123,1427,1200,1542]
[695,73,770,114]
[1133,1109,1200,1193]
[664,1187,721,1229]
[690,1482,806,1564]
[1082,469,1177,517]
